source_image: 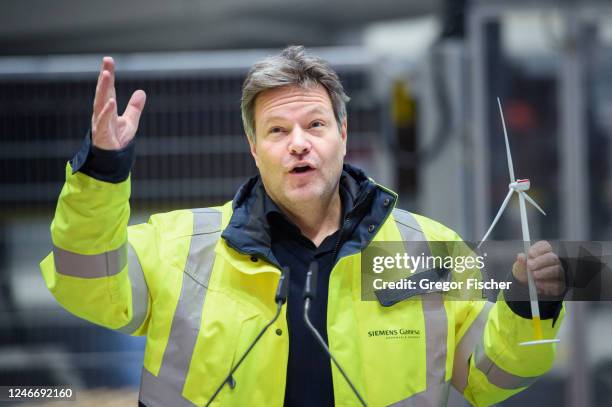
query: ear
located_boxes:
[248,136,260,168]
[340,118,348,157]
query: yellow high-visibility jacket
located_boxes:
[40,163,564,407]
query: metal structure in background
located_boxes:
[415,40,472,239]
[469,1,612,406]
[0,47,388,215]
[559,6,590,407]
[0,0,442,55]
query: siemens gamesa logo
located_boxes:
[367,328,420,339]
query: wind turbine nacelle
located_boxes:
[510,179,530,191]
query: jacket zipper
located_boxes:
[332,189,373,261]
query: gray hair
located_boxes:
[241,45,350,142]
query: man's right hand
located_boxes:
[92,57,146,150]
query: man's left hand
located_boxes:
[512,240,565,297]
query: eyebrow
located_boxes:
[261,106,331,128]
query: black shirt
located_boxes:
[264,187,353,407]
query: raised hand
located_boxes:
[91,57,146,150]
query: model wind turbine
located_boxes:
[478,98,560,346]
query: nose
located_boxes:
[288,126,311,155]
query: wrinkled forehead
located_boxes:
[254,84,334,120]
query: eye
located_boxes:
[310,120,325,128]
[269,126,284,134]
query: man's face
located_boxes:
[249,84,347,209]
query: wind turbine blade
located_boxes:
[497,97,516,183]
[523,192,547,216]
[478,190,514,248]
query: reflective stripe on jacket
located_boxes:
[40,163,564,407]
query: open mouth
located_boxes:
[290,165,314,174]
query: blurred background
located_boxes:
[0,0,611,405]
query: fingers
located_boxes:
[532,264,564,281]
[92,98,120,150]
[91,57,145,150]
[512,253,528,283]
[513,241,566,297]
[105,56,116,101]
[533,272,566,296]
[93,70,111,121]
[513,253,562,278]
[528,240,553,259]
[122,90,147,129]
[527,251,560,271]
[93,57,116,125]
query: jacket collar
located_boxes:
[221,163,397,267]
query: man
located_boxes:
[40,46,565,406]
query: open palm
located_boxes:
[91,57,146,150]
